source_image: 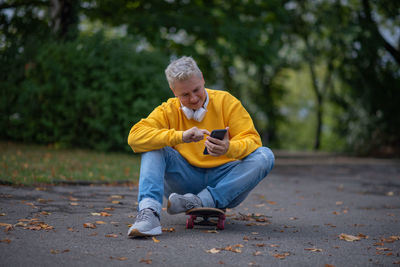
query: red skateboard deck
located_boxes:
[185,207,226,230]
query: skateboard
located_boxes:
[185,207,226,230]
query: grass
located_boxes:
[0,141,141,186]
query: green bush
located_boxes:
[3,33,172,152]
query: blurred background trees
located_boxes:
[1,0,399,156]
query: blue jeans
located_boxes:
[137,146,275,216]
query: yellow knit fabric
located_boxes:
[128,89,261,168]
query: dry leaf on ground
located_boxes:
[0,223,13,232]
[162,227,176,232]
[206,248,221,254]
[339,233,361,242]
[152,237,160,243]
[273,252,290,259]
[305,248,323,252]
[105,234,118,238]
[83,223,96,229]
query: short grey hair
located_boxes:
[165,56,202,87]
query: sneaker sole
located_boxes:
[128,226,162,237]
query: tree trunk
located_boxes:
[49,0,79,40]
[307,60,322,151]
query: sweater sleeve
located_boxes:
[224,96,262,159]
[127,103,184,153]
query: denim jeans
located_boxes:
[137,146,275,216]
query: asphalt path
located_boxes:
[0,152,400,266]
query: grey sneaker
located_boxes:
[127,208,162,237]
[167,193,202,214]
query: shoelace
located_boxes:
[136,209,159,222]
[184,197,201,210]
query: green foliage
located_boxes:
[2,0,399,155]
[2,33,171,151]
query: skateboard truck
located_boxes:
[185,207,226,230]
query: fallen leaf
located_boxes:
[110,195,124,199]
[204,230,219,233]
[206,248,221,254]
[91,213,101,216]
[325,265,335,267]
[256,244,266,247]
[105,234,118,238]
[50,249,60,254]
[0,239,11,244]
[0,223,12,229]
[269,244,280,248]
[83,223,96,229]
[339,233,361,242]
[41,211,51,215]
[104,207,114,211]
[357,233,368,239]
[68,196,79,201]
[24,221,54,231]
[248,262,258,266]
[152,236,160,243]
[305,248,323,252]
[111,201,121,204]
[95,221,107,225]
[273,252,290,259]
[162,227,175,232]
[267,201,277,205]
[0,213,6,216]
[253,251,263,256]
[70,202,79,206]
[37,198,53,204]
[223,245,242,253]
[376,247,391,251]
[100,212,112,217]
[14,222,27,227]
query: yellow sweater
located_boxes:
[128,89,261,168]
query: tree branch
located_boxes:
[0,1,49,10]
[362,0,400,65]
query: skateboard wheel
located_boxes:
[186,218,194,229]
[217,219,224,230]
[217,214,226,230]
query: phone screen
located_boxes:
[203,129,227,155]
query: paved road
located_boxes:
[1,152,400,266]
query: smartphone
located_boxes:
[203,129,227,155]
